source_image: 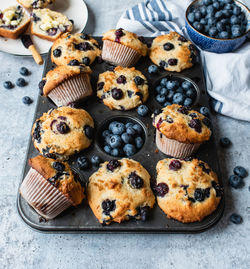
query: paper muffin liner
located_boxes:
[102,40,142,67]
[156,130,200,158]
[19,168,74,220]
[48,73,92,107]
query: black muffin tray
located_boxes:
[17,37,225,233]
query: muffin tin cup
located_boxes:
[102,40,142,67]
[19,168,74,220]
[156,130,201,158]
[48,73,92,107]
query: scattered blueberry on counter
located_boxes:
[3,81,14,89]
[219,137,231,148]
[16,78,27,87]
[19,67,30,76]
[187,0,247,39]
[91,155,102,167]
[22,96,33,105]
[229,213,243,224]
[229,174,243,189]
[101,121,144,157]
[137,105,149,117]
[233,166,247,178]
[148,64,159,74]
[77,156,90,170]
[200,106,210,117]
[155,76,197,107]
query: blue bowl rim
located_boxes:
[185,0,250,41]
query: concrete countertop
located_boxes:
[0,0,249,268]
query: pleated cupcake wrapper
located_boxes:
[48,73,92,107]
[102,40,141,67]
[19,168,73,220]
[156,130,200,158]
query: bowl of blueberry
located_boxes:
[185,0,250,53]
[154,75,200,107]
[97,116,146,157]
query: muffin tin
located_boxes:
[17,37,225,233]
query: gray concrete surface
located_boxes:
[0,0,249,268]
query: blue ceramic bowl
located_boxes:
[185,0,250,53]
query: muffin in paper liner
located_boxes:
[102,40,142,67]
[156,130,200,158]
[40,65,92,107]
[48,73,92,107]
[19,168,74,220]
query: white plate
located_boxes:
[0,0,88,55]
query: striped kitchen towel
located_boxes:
[117,0,250,122]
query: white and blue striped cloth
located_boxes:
[117,0,250,122]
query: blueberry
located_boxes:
[134,76,144,85]
[132,123,143,134]
[188,12,195,23]
[186,88,196,99]
[207,17,217,26]
[19,67,29,76]
[181,80,192,90]
[137,105,149,117]
[166,90,175,101]
[168,58,178,66]
[231,27,241,38]
[163,101,172,107]
[121,132,133,144]
[200,5,207,16]
[135,136,144,149]
[166,80,179,90]
[53,162,65,171]
[126,126,136,137]
[209,26,218,37]
[169,160,182,171]
[123,144,136,157]
[200,18,207,25]
[109,134,122,148]
[156,94,166,104]
[183,98,193,107]
[163,42,174,51]
[219,31,229,39]
[200,106,210,116]
[229,213,242,224]
[233,6,241,16]
[155,85,162,93]
[77,156,90,170]
[111,122,125,135]
[230,15,240,25]
[176,87,184,94]
[160,87,168,96]
[148,64,158,74]
[212,1,220,10]
[116,75,126,84]
[172,92,185,105]
[194,11,202,21]
[111,88,123,100]
[102,130,110,138]
[159,60,167,68]
[217,21,226,32]
[128,172,144,189]
[194,188,205,202]
[194,22,203,32]
[203,0,212,5]
[154,183,169,197]
[68,59,80,66]
[16,78,26,87]
[57,122,70,134]
[219,137,231,148]
[215,11,223,19]
[189,118,202,133]
[102,199,116,215]
[229,175,243,188]
[111,148,120,157]
[22,96,33,105]
[84,125,94,139]
[82,57,90,65]
[233,166,247,178]
[53,48,61,58]
[206,5,215,15]
[104,145,112,154]
[125,122,134,129]
[3,81,14,89]
[160,78,168,86]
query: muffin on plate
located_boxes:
[149,32,198,72]
[17,0,55,9]
[154,157,223,223]
[102,29,148,67]
[19,155,84,220]
[0,5,30,40]
[32,107,94,160]
[152,104,211,158]
[39,64,92,107]
[51,32,101,66]
[31,8,73,41]
[97,66,148,111]
[88,159,155,225]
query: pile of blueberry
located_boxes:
[187,0,247,39]
[155,76,197,107]
[101,120,145,157]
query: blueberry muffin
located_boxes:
[0,5,30,39]
[31,9,73,41]
[88,159,155,225]
[51,33,101,66]
[20,155,84,219]
[17,0,55,9]
[154,157,223,223]
[40,64,92,106]
[102,28,148,67]
[97,66,149,111]
[149,32,198,72]
[152,104,211,158]
[32,107,94,160]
